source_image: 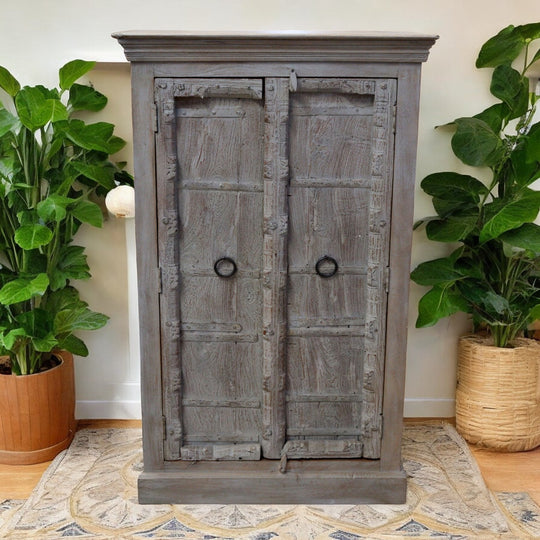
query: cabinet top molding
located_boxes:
[112,31,438,63]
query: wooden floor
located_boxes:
[0,419,539,505]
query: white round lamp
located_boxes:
[105,185,135,218]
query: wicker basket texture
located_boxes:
[456,335,540,452]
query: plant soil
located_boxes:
[0,355,61,376]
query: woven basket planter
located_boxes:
[456,335,540,452]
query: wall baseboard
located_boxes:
[77,398,454,420]
[403,398,455,418]
[76,400,142,420]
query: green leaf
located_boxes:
[529,303,540,321]
[432,198,475,218]
[480,190,540,243]
[473,103,509,133]
[511,138,540,186]
[16,308,52,337]
[57,333,88,357]
[32,334,58,352]
[483,291,510,315]
[106,135,126,154]
[14,224,53,249]
[525,122,540,163]
[48,99,69,123]
[63,120,115,153]
[457,280,510,319]
[411,257,463,286]
[2,328,27,350]
[426,213,478,242]
[516,23,540,41]
[530,48,540,67]
[71,200,103,227]
[37,194,72,222]
[0,273,49,305]
[490,65,529,119]
[421,172,488,202]
[43,286,82,315]
[71,160,116,190]
[451,117,504,167]
[476,25,524,68]
[0,65,20,96]
[454,255,484,281]
[500,223,540,253]
[15,86,53,131]
[49,245,90,290]
[0,107,18,137]
[16,210,39,226]
[68,83,107,112]
[416,285,470,328]
[54,307,108,334]
[59,60,96,91]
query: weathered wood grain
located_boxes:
[181,443,261,461]
[380,65,423,471]
[156,78,265,460]
[286,79,392,459]
[115,32,436,503]
[361,79,397,458]
[155,80,183,461]
[138,461,407,504]
[261,77,289,459]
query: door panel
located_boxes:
[156,76,395,462]
[155,78,264,460]
[284,78,396,459]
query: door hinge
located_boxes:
[157,267,163,294]
[152,103,158,132]
[384,266,390,294]
[162,415,167,440]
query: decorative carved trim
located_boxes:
[261,77,289,459]
[361,79,397,459]
[154,81,183,460]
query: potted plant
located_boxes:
[411,23,540,451]
[0,60,132,464]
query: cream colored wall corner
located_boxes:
[1,0,538,418]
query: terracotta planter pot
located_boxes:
[456,335,540,452]
[0,350,76,465]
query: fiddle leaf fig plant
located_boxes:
[0,60,133,375]
[411,23,540,348]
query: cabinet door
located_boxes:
[282,78,396,459]
[155,76,396,462]
[155,78,265,460]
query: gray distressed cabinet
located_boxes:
[114,31,436,504]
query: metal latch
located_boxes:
[289,70,298,92]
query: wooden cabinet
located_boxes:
[114,31,436,504]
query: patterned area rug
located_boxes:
[1,423,539,539]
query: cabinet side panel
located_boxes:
[132,64,163,469]
[381,66,422,470]
[131,64,163,471]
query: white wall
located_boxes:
[1,0,539,418]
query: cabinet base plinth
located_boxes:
[138,459,407,504]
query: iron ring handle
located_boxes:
[315,256,338,278]
[214,257,237,278]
